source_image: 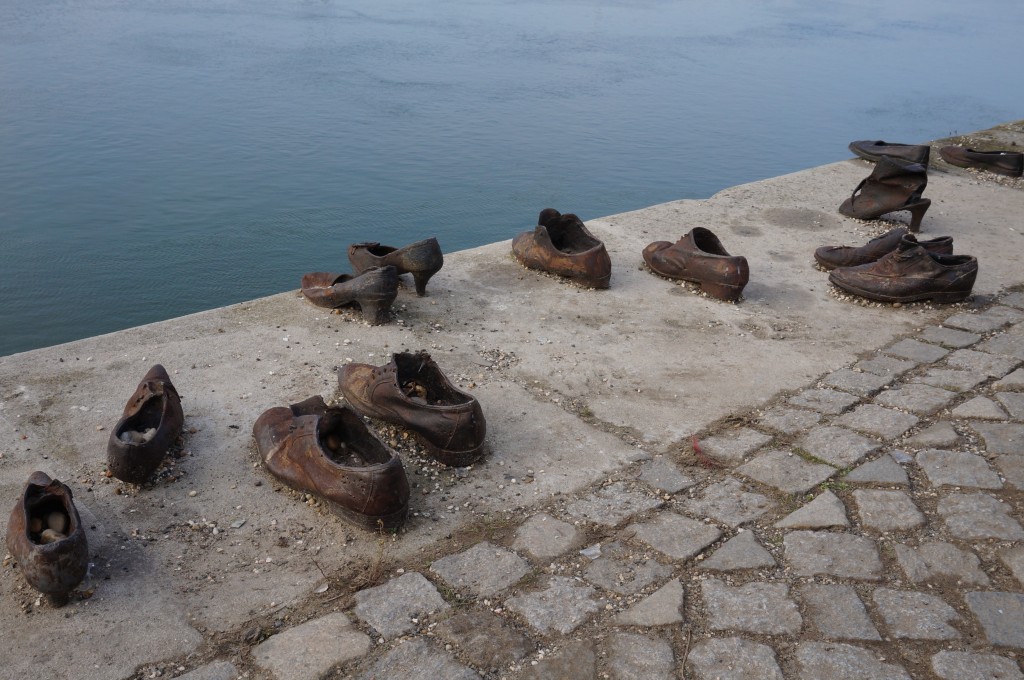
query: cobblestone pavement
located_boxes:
[158,292,1024,680]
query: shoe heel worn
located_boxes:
[358,300,391,325]
[411,270,438,297]
[700,281,743,302]
[907,199,931,232]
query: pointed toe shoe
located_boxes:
[301,266,399,325]
[107,364,184,484]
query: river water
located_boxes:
[2,0,1022,355]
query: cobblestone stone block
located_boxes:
[520,640,595,680]
[758,406,822,434]
[997,456,1024,489]
[873,588,960,640]
[853,490,924,531]
[795,642,911,679]
[917,449,1002,489]
[999,546,1024,587]
[606,632,674,680]
[920,326,982,348]
[938,493,1024,540]
[636,456,695,493]
[174,662,238,680]
[843,455,909,485]
[822,369,892,396]
[789,388,861,415]
[996,368,1024,391]
[912,368,989,392]
[564,482,663,527]
[353,572,449,638]
[784,531,882,580]
[965,592,1024,648]
[952,396,1009,420]
[997,392,1024,420]
[702,579,801,635]
[737,449,835,494]
[855,355,918,377]
[931,651,1024,680]
[253,613,372,680]
[895,541,989,586]
[1002,293,1024,310]
[584,541,671,595]
[799,584,880,641]
[978,325,1024,361]
[906,421,960,448]
[798,426,879,467]
[433,608,533,671]
[431,542,530,597]
[506,576,599,635]
[874,383,957,416]
[687,637,784,680]
[700,531,777,570]
[683,477,775,527]
[837,404,919,439]
[629,513,721,561]
[613,579,684,626]
[885,338,949,362]
[513,513,583,562]
[357,639,479,680]
[945,307,1024,333]
[946,348,1021,377]
[776,490,849,529]
[970,422,1024,454]
[697,427,772,465]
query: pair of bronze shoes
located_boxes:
[253,352,485,530]
[816,227,977,303]
[301,238,444,325]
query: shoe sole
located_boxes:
[326,498,409,532]
[646,264,744,301]
[829,276,971,304]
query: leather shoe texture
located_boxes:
[107,364,184,484]
[302,266,399,325]
[814,227,953,270]
[512,209,612,289]
[829,240,977,303]
[348,238,443,296]
[939,146,1024,177]
[642,227,749,301]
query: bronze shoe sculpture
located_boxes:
[253,395,410,530]
[512,209,612,289]
[849,140,930,165]
[6,471,89,605]
[642,227,749,301]
[338,351,486,467]
[839,156,931,231]
[301,266,399,325]
[814,227,953,270]
[829,240,977,304]
[348,238,443,296]
[107,364,184,484]
[939,146,1024,177]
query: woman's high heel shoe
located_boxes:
[839,157,931,232]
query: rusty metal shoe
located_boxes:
[849,140,930,165]
[338,351,486,467]
[348,238,443,296]
[814,227,953,270]
[512,209,612,289]
[107,364,184,484]
[642,227,749,301]
[839,156,931,232]
[6,471,89,605]
[301,266,399,325]
[829,240,977,303]
[939,146,1024,177]
[253,396,410,530]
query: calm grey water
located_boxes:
[2,0,1022,355]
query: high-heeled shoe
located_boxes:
[348,238,443,296]
[301,266,399,325]
[839,157,931,232]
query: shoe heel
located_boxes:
[358,300,391,325]
[700,281,743,302]
[907,199,931,232]
[411,270,437,297]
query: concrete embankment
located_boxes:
[0,121,1022,679]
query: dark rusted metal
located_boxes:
[107,364,184,484]
[301,266,399,325]
[348,238,444,296]
[839,157,931,231]
[848,140,930,165]
[512,209,612,289]
[642,227,749,301]
[338,351,486,467]
[939,146,1023,177]
[814,227,953,271]
[829,239,977,303]
[253,396,409,530]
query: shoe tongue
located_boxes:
[895,237,923,259]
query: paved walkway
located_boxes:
[167,293,1024,680]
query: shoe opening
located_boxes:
[394,353,467,406]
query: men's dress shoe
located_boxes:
[253,396,410,530]
[849,140,930,165]
[829,240,977,303]
[301,266,399,325]
[6,471,89,604]
[839,156,931,231]
[338,351,486,467]
[107,364,184,484]
[814,227,953,270]
[939,146,1024,177]
[642,227,749,301]
[512,209,612,289]
[348,238,443,296]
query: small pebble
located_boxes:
[188,490,198,497]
